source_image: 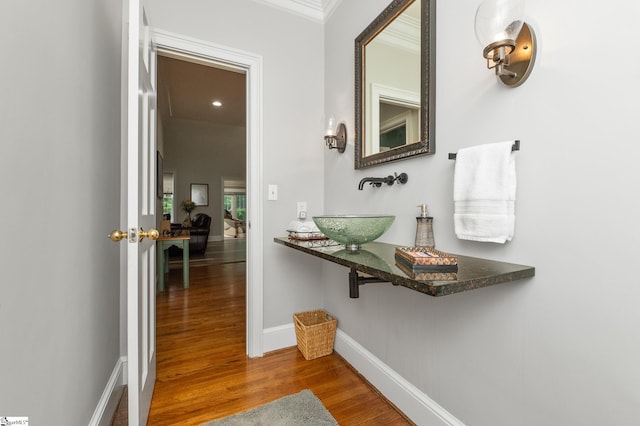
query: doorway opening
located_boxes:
[153,29,264,357]
[157,54,246,240]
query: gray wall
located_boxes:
[163,119,246,238]
[324,0,640,425]
[148,0,326,327]
[0,1,123,424]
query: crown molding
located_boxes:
[376,12,420,53]
[251,0,342,23]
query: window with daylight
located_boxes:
[223,179,246,221]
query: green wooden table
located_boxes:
[157,233,190,292]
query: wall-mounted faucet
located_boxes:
[358,172,408,190]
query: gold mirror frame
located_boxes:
[355,0,435,169]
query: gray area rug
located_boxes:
[201,390,338,425]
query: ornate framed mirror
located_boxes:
[355,0,435,169]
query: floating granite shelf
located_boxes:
[274,237,535,298]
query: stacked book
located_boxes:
[395,247,458,280]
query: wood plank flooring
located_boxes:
[141,239,413,425]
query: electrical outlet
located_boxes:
[296,201,307,219]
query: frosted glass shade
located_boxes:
[325,116,336,136]
[474,0,525,49]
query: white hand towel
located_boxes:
[453,141,516,243]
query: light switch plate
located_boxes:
[268,184,278,200]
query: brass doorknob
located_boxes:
[108,229,128,242]
[140,228,160,241]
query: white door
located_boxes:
[126,0,157,424]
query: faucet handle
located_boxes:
[395,172,408,184]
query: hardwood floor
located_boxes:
[141,238,413,425]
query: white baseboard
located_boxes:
[263,323,297,353]
[334,330,464,426]
[263,325,463,426]
[89,356,127,426]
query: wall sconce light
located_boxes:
[324,116,347,153]
[474,0,536,87]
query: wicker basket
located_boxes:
[293,310,337,360]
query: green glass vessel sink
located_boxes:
[312,214,395,251]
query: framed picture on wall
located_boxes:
[190,183,209,206]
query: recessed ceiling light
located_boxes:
[212,100,222,107]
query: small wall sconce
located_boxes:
[324,116,347,153]
[474,0,537,87]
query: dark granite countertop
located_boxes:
[274,237,535,297]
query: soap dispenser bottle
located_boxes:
[415,204,435,248]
